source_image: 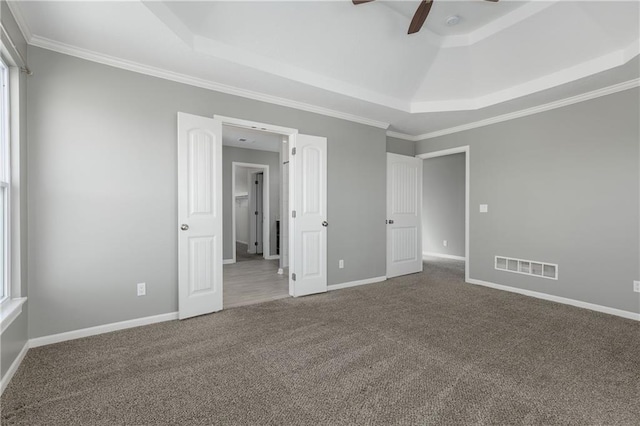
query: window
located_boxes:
[0,57,9,303]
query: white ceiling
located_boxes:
[10,0,640,136]
[223,125,282,153]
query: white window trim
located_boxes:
[0,50,26,334]
[0,56,10,307]
[0,297,25,334]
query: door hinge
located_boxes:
[291,147,296,156]
[255,180,259,185]
[292,273,297,281]
[292,210,296,218]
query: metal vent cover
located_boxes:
[495,256,558,280]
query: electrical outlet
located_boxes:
[634,281,640,293]
[137,282,146,296]
[479,204,488,213]
[443,240,448,247]
[339,259,344,269]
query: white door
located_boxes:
[177,112,223,319]
[290,134,327,297]
[387,153,423,278]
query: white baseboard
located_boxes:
[236,240,248,245]
[265,255,280,260]
[423,252,466,261]
[0,341,29,395]
[328,276,387,291]
[29,312,179,348]
[223,259,235,265]
[467,278,640,321]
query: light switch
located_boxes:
[479,204,488,213]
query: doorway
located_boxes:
[231,162,270,263]
[177,113,329,319]
[224,128,284,308]
[416,147,470,282]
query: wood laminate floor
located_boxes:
[235,242,263,262]
[224,244,288,308]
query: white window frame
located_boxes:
[0,52,26,334]
[0,56,10,305]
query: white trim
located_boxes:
[223,259,235,265]
[410,42,640,114]
[0,340,28,395]
[265,255,280,260]
[467,278,640,322]
[235,240,248,245]
[0,58,9,306]
[417,147,469,160]
[8,64,24,308]
[417,146,470,282]
[8,1,638,130]
[216,115,298,137]
[0,297,26,334]
[5,2,32,45]
[423,252,466,261]
[20,27,639,137]
[28,36,389,130]
[328,276,387,291]
[409,78,640,141]
[386,131,420,142]
[29,312,179,348]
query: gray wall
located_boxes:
[416,88,640,314]
[27,46,387,339]
[1,0,29,382]
[422,153,465,257]
[223,146,279,259]
[386,136,415,156]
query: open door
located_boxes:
[177,112,223,319]
[290,134,327,297]
[386,153,423,278]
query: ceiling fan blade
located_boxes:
[352,0,375,4]
[408,0,433,34]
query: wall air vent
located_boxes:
[495,256,558,280]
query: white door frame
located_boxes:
[231,162,269,263]
[215,115,299,295]
[416,146,470,282]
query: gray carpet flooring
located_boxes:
[2,258,639,425]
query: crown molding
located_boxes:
[5,1,32,44]
[10,1,639,139]
[28,35,390,130]
[386,131,421,142]
[411,40,640,113]
[406,78,640,141]
[143,2,409,113]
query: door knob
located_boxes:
[322,221,328,227]
[180,224,189,231]
[387,220,394,224]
